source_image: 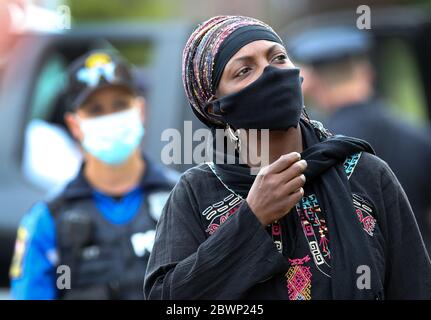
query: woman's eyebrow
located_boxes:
[225,55,254,75]
[230,55,254,66]
[266,43,286,57]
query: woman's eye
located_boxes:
[272,54,287,63]
[235,67,251,78]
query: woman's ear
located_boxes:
[64,112,84,142]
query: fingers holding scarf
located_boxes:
[246,152,307,226]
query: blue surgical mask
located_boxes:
[79,107,144,165]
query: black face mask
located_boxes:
[206,65,304,130]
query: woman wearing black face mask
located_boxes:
[144,15,431,300]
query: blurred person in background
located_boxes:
[22,48,151,194]
[9,50,179,299]
[290,26,431,253]
[144,15,431,300]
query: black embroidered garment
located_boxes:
[144,120,431,300]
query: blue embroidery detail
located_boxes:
[343,152,362,179]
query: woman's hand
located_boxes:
[246,152,307,226]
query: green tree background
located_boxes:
[69,0,179,22]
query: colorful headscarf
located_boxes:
[182,15,284,127]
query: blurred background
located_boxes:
[1,0,431,299]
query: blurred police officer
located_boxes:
[289,26,431,252]
[9,50,179,299]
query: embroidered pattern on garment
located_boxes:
[343,152,362,179]
[286,255,312,300]
[271,221,283,253]
[344,153,378,237]
[202,193,243,235]
[296,194,331,278]
[352,193,377,236]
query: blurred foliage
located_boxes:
[69,0,179,22]
[380,39,429,126]
[68,0,177,71]
[115,42,154,66]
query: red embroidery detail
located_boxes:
[206,205,240,235]
[289,255,311,266]
[355,208,376,236]
[272,224,281,236]
[286,255,312,300]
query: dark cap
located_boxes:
[288,26,372,66]
[65,50,136,111]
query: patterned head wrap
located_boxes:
[182,15,284,127]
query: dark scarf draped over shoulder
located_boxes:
[211,118,382,299]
